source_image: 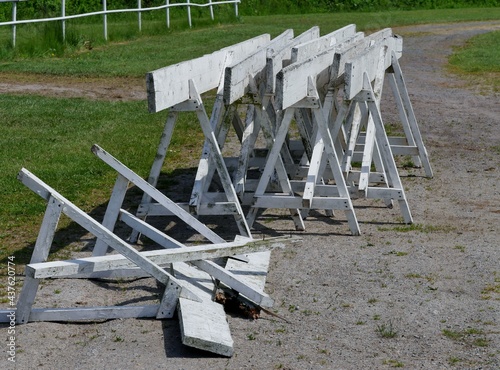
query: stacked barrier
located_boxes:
[1,25,432,357]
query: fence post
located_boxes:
[103,0,108,40]
[62,0,66,41]
[234,0,238,17]
[187,0,192,28]
[166,0,170,28]
[138,0,142,31]
[11,1,16,47]
[209,0,214,20]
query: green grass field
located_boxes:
[0,8,499,266]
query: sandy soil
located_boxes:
[2,21,500,370]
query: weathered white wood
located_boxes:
[388,51,433,178]
[276,32,365,110]
[18,168,202,304]
[223,29,294,105]
[266,26,320,93]
[178,297,233,357]
[311,97,360,235]
[188,95,228,215]
[344,34,403,100]
[233,104,258,196]
[173,261,233,356]
[329,28,394,84]
[130,111,178,243]
[93,173,129,256]
[193,260,273,307]
[25,237,287,279]
[189,80,252,237]
[252,194,351,210]
[362,73,413,223]
[147,34,270,112]
[119,209,185,249]
[28,305,160,322]
[224,251,271,292]
[147,50,227,112]
[91,144,226,244]
[358,45,387,192]
[291,24,358,63]
[15,195,62,324]
[137,201,239,217]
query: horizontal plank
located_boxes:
[266,26,320,93]
[26,237,292,279]
[252,194,350,210]
[276,32,363,109]
[344,34,403,100]
[223,29,294,105]
[28,305,159,322]
[147,34,270,112]
[366,187,405,200]
[291,24,357,63]
[136,201,239,217]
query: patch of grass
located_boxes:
[448,30,500,93]
[454,245,466,252]
[448,356,462,365]
[2,8,500,76]
[405,273,423,279]
[376,320,398,338]
[0,94,205,265]
[383,359,404,368]
[442,327,489,347]
[389,250,408,256]
[481,283,500,300]
[442,329,463,340]
[378,223,454,233]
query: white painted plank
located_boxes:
[266,26,320,93]
[344,34,403,100]
[27,305,159,322]
[137,201,238,217]
[25,238,286,279]
[93,174,129,256]
[252,195,350,210]
[276,32,363,110]
[178,297,233,357]
[223,29,294,104]
[147,34,270,112]
[329,28,394,82]
[291,24,357,63]
[193,260,274,307]
[225,251,271,292]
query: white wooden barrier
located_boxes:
[1,23,434,357]
[142,25,431,233]
[272,28,432,226]
[0,160,295,355]
[131,34,272,244]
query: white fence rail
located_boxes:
[0,0,240,46]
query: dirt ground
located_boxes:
[2,21,500,369]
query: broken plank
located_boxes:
[178,297,233,357]
[25,237,292,279]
